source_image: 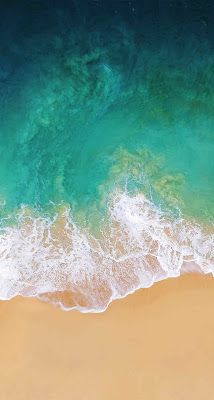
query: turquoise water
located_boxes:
[0,1,213,310]
[0,24,214,223]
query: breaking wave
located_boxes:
[0,190,213,313]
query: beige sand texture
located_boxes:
[0,273,214,400]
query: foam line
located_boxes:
[0,191,213,312]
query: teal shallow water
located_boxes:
[0,39,213,223]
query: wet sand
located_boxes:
[0,273,214,399]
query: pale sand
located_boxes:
[0,273,214,399]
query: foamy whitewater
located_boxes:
[0,191,213,313]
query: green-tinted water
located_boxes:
[0,5,213,226]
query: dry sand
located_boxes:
[0,273,214,399]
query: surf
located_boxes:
[0,190,213,313]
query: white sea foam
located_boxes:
[0,191,213,312]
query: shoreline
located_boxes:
[1,191,213,312]
[32,262,212,313]
[0,261,205,313]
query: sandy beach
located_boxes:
[0,273,214,400]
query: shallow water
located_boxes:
[0,1,213,311]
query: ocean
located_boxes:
[0,0,213,311]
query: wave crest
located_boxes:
[0,191,213,312]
